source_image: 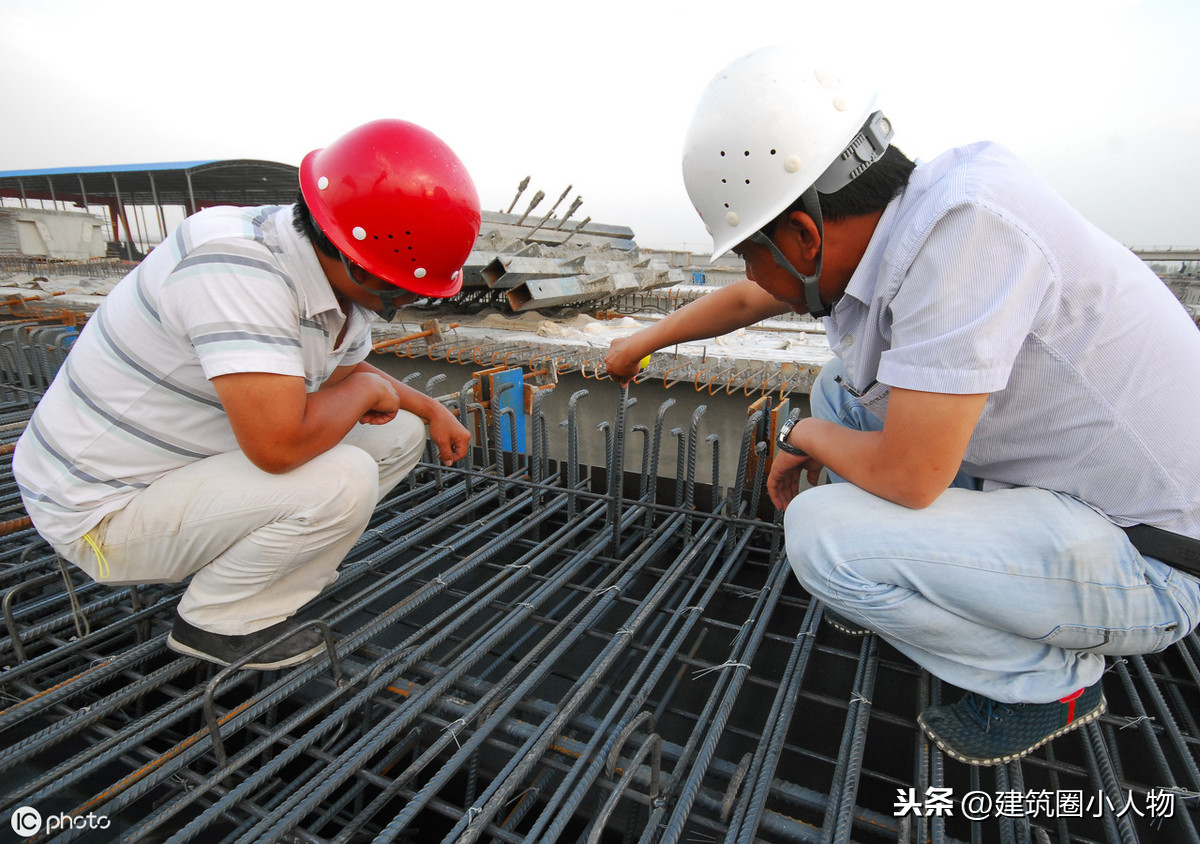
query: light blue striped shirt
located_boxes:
[828,142,1200,540]
[14,205,374,544]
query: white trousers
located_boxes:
[57,412,426,635]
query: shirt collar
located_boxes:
[838,194,903,310]
[272,205,344,320]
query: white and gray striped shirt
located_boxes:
[828,142,1200,540]
[14,204,373,545]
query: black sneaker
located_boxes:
[166,611,326,670]
[823,608,871,636]
[918,682,1106,766]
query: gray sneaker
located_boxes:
[166,611,326,670]
[918,682,1106,766]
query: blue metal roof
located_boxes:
[0,161,220,179]
[0,160,300,210]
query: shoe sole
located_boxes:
[918,694,1107,766]
[826,618,871,636]
[167,632,324,671]
[823,611,871,636]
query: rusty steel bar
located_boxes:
[0,327,1197,844]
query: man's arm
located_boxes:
[605,279,790,384]
[330,360,471,465]
[213,369,404,474]
[768,387,988,510]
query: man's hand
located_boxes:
[330,361,473,464]
[604,335,645,387]
[774,388,989,511]
[352,371,401,425]
[767,449,825,510]
[427,404,472,465]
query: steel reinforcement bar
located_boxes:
[1,359,1198,844]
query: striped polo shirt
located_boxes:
[14,204,374,545]
[827,142,1200,541]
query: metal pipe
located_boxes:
[728,598,822,843]
[524,184,571,240]
[821,634,879,844]
[553,196,584,230]
[514,190,545,226]
[560,215,591,245]
[525,503,762,842]
[504,176,530,214]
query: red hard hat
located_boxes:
[299,119,481,298]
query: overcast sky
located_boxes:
[2,0,1197,252]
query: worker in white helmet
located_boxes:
[606,46,1200,766]
[15,120,477,670]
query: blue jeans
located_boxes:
[785,360,1200,703]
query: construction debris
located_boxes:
[442,179,686,314]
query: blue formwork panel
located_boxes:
[488,367,526,454]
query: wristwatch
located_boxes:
[776,415,808,457]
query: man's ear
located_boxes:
[781,210,822,261]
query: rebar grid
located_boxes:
[1,348,1198,843]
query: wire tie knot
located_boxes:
[692,660,750,678]
[444,717,467,747]
[1119,714,1154,730]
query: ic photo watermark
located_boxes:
[894,786,1190,822]
[8,806,113,840]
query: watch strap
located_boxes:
[776,438,808,457]
[777,416,807,457]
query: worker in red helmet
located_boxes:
[14,119,479,669]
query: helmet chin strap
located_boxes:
[340,253,403,321]
[747,186,830,319]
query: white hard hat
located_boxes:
[682,46,889,260]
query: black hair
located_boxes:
[292,191,342,259]
[778,145,915,224]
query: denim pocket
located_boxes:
[1038,621,1181,654]
[856,381,892,420]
